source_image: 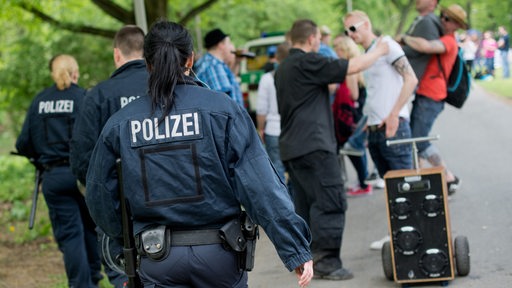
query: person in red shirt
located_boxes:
[398,4,468,195]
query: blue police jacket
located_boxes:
[85,78,312,271]
[70,60,148,184]
[16,83,84,165]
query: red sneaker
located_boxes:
[347,185,373,197]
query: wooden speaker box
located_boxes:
[383,166,454,284]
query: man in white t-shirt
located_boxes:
[344,10,418,250]
[344,10,417,177]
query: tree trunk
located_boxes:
[16,0,218,39]
[390,0,415,36]
[466,1,472,28]
[144,0,168,26]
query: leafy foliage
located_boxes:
[0,156,33,202]
[0,155,52,243]
[198,0,343,47]
[0,1,114,136]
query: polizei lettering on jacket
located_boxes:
[38,100,74,114]
[120,95,141,108]
[130,111,203,147]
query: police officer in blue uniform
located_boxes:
[70,25,148,186]
[16,54,102,287]
[85,20,314,287]
[70,25,147,287]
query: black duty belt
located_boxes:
[171,229,223,246]
[42,159,69,170]
[135,226,224,261]
[135,227,224,259]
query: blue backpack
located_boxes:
[437,47,471,108]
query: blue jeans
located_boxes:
[346,118,369,187]
[347,153,368,188]
[501,50,510,78]
[410,95,445,158]
[347,115,367,151]
[485,57,495,75]
[264,134,285,182]
[368,120,413,178]
[42,166,102,287]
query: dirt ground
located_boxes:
[0,237,64,288]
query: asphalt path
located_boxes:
[248,84,512,288]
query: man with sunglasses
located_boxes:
[398,4,468,195]
[274,19,389,281]
[344,10,418,251]
[344,10,418,178]
[399,0,462,196]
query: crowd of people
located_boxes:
[460,26,509,80]
[14,0,509,287]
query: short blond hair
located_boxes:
[50,54,79,90]
[344,10,371,26]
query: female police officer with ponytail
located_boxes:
[16,55,102,287]
[85,20,314,287]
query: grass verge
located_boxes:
[474,67,512,99]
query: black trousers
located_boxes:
[285,150,347,270]
[42,166,102,287]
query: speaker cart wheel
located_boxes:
[382,241,394,281]
[454,235,470,276]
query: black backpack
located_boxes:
[437,47,471,108]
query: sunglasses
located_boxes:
[344,21,366,36]
[440,14,451,22]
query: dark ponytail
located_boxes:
[144,20,193,116]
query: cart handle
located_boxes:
[386,135,440,170]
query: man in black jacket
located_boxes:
[70,25,148,288]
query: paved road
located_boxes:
[248,84,512,288]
